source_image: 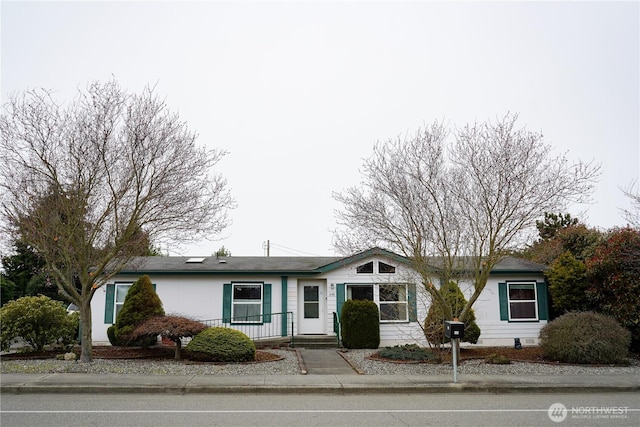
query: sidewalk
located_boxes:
[2,348,640,394]
[2,372,640,394]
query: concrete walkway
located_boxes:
[297,349,360,375]
[2,349,640,395]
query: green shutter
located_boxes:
[536,282,549,320]
[281,277,288,336]
[336,283,345,318]
[263,283,272,323]
[223,283,231,323]
[498,282,508,321]
[408,283,418,322]
[104,283,115,324]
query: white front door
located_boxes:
[298,280,326,334]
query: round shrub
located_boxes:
[341,299,380,349]
[185,327,256,362]
[0,295,79,352]
[540,312,631,364]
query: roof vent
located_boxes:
[186,257,206,263]
[218,259,227,264]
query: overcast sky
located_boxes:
[2,1,638,257]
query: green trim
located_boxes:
[336,283,345,318]
[263,283,272,323]
[281,276,288,337]
[536,282,549,321]
[104,283,115,324]
[222,283,231,322]
[498,282,508,321]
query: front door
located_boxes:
[298,280,325,334]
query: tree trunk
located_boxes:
[79,302,93,363]
[174,339,182,360]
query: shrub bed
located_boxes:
[376,344,439,362]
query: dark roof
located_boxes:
[116,248,546,276]
[118,255,343,275]
[491,256,548,273]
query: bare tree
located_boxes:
[620,180,640,228]
[0,80,234,362]
[334,114,600,324]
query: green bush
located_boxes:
[341,299,380,349]
[423,282,481,345]
[540,312,631,364]
[185,327,256,362]
[377,344,439,362]
[0,295,79,351]
[110,275,164,346]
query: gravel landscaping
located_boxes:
[2,348,639,376]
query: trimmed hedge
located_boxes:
[185,327,256,362]
[540,311,630,364]
[341,299,380,349]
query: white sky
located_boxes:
[2,1,639,257]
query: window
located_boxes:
[378,262,396,274]
[347,284,373,301]
[115,284,132,321]
[379,284,407,321]
[356,261,373,274]
[345,283,408,322]
[508,283,538,320]
[232,283,262,322]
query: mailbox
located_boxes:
[444,320,465,339]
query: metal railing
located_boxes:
[200,311,294,342]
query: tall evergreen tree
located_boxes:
[108,275,165,346]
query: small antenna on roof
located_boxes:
[263,240,270,257]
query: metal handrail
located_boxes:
[333,311,341,347]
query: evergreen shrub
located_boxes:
[423,282,481,346]
[341,299,380,349]
[185,327,256,362]
[110,275,164,346]
[540,312,631,364]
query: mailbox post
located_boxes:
[444,320,465,383]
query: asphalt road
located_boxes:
[2,392,639,426]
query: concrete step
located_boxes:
[291,335,340,349]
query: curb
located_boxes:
[3,383,639,395]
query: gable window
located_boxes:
[356,261,373,274]
[232,283,262,322]
[379,284,407,321]
[378,262,396,274]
